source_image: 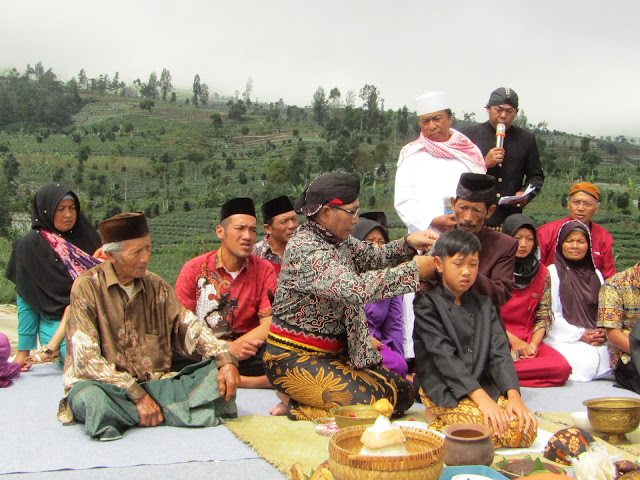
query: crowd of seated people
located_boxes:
[6,87,638,445]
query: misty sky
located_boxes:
[2,0,639,138]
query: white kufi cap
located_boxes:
[415,92,447,116]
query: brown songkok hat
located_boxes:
[456,173,497,204]
[569,182,600,202]
[98,212,150,244]
[487,87,519,110]
[220,197,256,223]
[261,196,294,223]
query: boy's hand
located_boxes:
[469,388,509,438]
[476,397,510,438]
[506,390,537,434]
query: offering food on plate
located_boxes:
[359,415,408,456]
[372,398,394,417]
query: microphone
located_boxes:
[495,123,506,149]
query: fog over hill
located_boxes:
[1,0,639,139]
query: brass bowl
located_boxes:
[332,405,380,429]
[583,397,640,444]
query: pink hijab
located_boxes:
[0,332,21,387]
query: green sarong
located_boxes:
[68,358,237,441]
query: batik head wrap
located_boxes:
[502,214,539,289]
[569,182,600,202]
[554,220,601,329]
[294,172,359,216]
[487,87,519,110]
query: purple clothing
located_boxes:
[365,296,407,376]
[0,332,20,388]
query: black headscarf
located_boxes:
[554,220,601,329]
[5,183,101,318]
[294,172,359,216]
[352,217,389,243]
[502,214,540,289]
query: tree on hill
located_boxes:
[141,72,158,100]
[159,68,173,102]
[211,113,223,128]
[359,84,381,131]
[243,77,253,103]
[200,82,209,106]
[140,99,154,111]
[0,65,83,128]
[192,74,201,107]
[77,68,88,89]
[312,87,327,125]
[228,100,246,121]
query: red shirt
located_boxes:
[175,250,277,339]
[537,216,616,279]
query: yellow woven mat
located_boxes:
[536,411,640,458]
[225,415,329,477]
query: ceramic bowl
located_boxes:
[570,411,594,431]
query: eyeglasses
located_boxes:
[329,205,359,217]
[569,199,597,209]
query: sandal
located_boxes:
[25,346,61,365]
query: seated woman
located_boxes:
[264,172,438,420]
[353,217,407,378]
[542,220,610,382]
[5,183,101,370]
[501,214,572,387]
[413,229,537,448]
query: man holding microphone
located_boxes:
[461,87,545,230]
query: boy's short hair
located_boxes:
[431,229,481,259]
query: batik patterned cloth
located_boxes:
[419,388,536,448]
[251,236,282,265]
[59,261,235,423]
[270,220,419,369]
[175,250,277,339]
[263,343,414,420]
[597,263,640,369]
[40,230,100,279]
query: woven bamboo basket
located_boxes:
[328,425,444,480]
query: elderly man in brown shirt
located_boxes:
[58,213,240,441]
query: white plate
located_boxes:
[392,420,431,430]
[451,475,494,480]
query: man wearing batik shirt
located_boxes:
[60,213,239,441]
[598,264,640,393]
[252,196,299,274]
[176,198,277,388]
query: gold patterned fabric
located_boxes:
[264,342,414,420]
[419,388,536,448]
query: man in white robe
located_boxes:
[394,92,486,360]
